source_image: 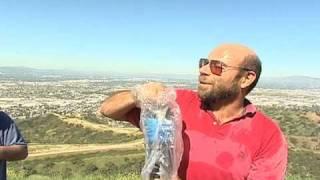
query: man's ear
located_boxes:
[240,71,256,89]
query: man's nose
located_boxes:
[199,63,211,75]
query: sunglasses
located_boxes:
[199,58,252,76]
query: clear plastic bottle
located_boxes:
[134,86,183,180]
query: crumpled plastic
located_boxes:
[132,85,183,180]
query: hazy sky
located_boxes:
[0,0,319,77]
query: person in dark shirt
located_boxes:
[0,111,28,180]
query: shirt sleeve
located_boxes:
[126,108,141,128]
[0,112,27,146]
[247,128,288,180]
[175,89,192,107]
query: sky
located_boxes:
[0,0,319,77]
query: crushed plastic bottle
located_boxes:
[133,85,183,180]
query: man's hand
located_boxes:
[99,82,166,121]
[134,82,166,106]
[171,176,181,180]
[150,163,181,180]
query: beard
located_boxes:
[198,78,240,109]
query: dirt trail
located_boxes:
[28,139,144,158]
[26,114,145,159]
[52,113,142,135]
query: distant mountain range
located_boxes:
[1,66,320,89]
[0,66,104,81]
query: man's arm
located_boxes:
[0,112,28,161]
[99,90,137,121]
[248,130,288,180]
[99,82,166,122]
[0,145,28,161]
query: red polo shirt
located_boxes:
[127,89,287,180]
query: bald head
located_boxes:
[208,44,257,65]
[208,43,262,94]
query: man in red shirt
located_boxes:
[100,44,288,180]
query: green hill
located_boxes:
[9,106,320,179]
[260,106,320,179]
[16,114,142,144]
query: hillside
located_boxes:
[260,106,320,178]
[16,113,143,144]
[8,106,320,179]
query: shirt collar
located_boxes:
[205,98,257,125]
[243,98,256,117]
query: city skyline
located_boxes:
[1,0,320,77]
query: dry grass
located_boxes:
[305,112,320,124]
[27,139,144,159]
[53,113,142,135]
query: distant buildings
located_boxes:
[0,78,319,121]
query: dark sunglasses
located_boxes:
[199,58,252,76]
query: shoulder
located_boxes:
[252,110,287,150]
[253,110,282,132]
[0,111,16,131]
[246,111,288,179]
[0,111,15,129]
[175,89,198,103]
[0,111,10,118]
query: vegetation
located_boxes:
[260,106,320,179]
[261,105,320,137]
[9,149,145,179]
[82,112,136,128]
[9,172,141,180]
[8,106,320,179]
[287,150,320,179]
[16,114,142,144]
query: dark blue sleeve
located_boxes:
[0,112,27,146]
